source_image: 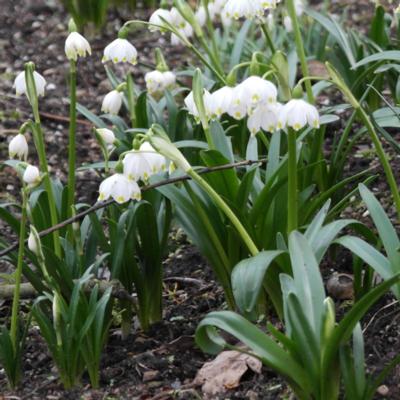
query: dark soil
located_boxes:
[0,0,400,399]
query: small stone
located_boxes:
[377,385,389,396]
[143,370,159,382]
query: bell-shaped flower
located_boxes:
[163,71,176,89]
[223,0,264,20]
[208,86,234,119]
[184,90,212,121]
[247,103,282,135]
[237,76,278,108]
[23,164,41,187]
[278,99,320,131]
[149,8,173,32]
[101,90,123,115]
[170,7,194,46]
[98,173,141,204]
[14,70,46,97]
[123,143,166,182]
[65,31,91,61]
[96,128,116,145]
[9,134,28,160]
[145,70,166,96]
[102,38,138,65]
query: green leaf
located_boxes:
[352,50,400,69]
[231,250,283,318]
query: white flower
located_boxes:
[247,103,282,135]
[23,165,41,186]
[96,128,116,145]
[102,38,138,65]
[196,6,207,26]
[149,8,173,31]
[208,86,234,119]
[170,7,194,46]
[145,70,165,95]
[283,15,293,32]
[228,77,277,119]
[223,0,264,20]
[98,173,141,204]
[9,134,28,160]
[278,99,320,131]
[139,142,168,172]
[184,90,212,120]
[294,0,305,16]
[101,90,123,115]
[65,31,91,61]
[28,231,39,255]
[123,142,167,182]
[14,70,46,97]
[163,71,176,88]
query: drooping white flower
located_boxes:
[98,173,141,204]
[101,90,123,115]
[14,70,46,97]
[208,86,234,119]
[247,103,282,135]
[65,31,91,61]
[283,15,293,32]
[223,0,264,20]
[123,143,167,182]
[145,70,165,95]
[170,7,194,46]
[9,134,28,160]
[139,142,168,173]
[149,8,173,31]
[23,165,41,187]
[195,6,207,26]
[96,128,116,145]
[184,90,212,120]
[227,77,277,119]
[163,71,176,88]
[278,99,320,131]
[294,0,305,16]
[102,38,138,65]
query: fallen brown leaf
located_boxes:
[193,350,262,399]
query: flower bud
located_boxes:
[96,128,116,145]
[101,90,123,115]
[23,165,41,187]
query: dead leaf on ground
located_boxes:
[193,350,262,399]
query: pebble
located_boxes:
[377,385,389,396]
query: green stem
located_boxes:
[31,120,61,257]
[126,73,136,128]
[203,0,223,73]
[188,169,259,256]
[260,23,276,54]
[287,0,314,104]
[10,187,27,351]
[287,128,298,233]
[357,107,400,220]
[67,60,77,221]
[203,126,216,150]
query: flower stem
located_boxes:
[126,73,136,128]
[10,187,27,351]
[67,60,77,222]
[357,107,400,220]
[260,22,276,54]
[287,0,314,104]
[188,169,259,256]
[287,128,298,233]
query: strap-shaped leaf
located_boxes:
[231,250,283,318]
[359,184,400,269]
